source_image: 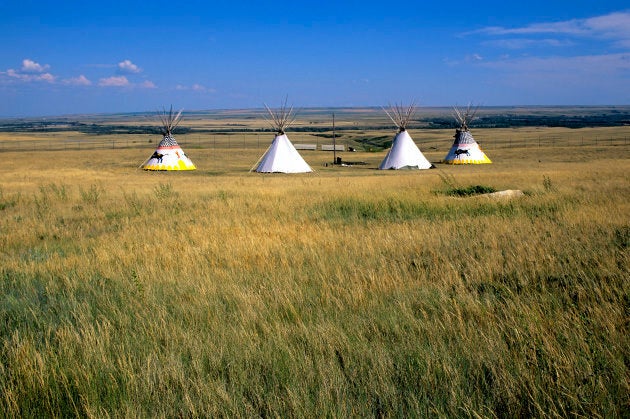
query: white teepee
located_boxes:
[378,102,433,170]
[443,104,491,164]
[141,106,196,171]
[252,100,312,173]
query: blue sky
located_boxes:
[1,1,629,117]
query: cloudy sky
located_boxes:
[1,1,628,117]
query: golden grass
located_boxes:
[0,126,628,416]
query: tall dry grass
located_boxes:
[0,138,628,416]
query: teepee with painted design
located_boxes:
[251,99,312,173]
[443,104,491,164]
[141,106,196,171]
[378,102,433,170]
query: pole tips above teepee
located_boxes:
[264,96,296,136]
[157,105,183,137]
[383,101,418,133]
[452,103,479,132]
[140,105,197,171]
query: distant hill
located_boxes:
[1,106,628,134]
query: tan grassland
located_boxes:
[0,122,628,417]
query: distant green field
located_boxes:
[0,109,628,416]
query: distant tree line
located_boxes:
[424,113,630,129]
[1,111,628,133]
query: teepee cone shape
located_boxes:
[252,99,312,173]
[443,104,491,164]
[378,102,433,170]
[141,106,196,171]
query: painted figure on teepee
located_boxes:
[442,104,491,164]
[141,106,196,171]
[378,102,433,170]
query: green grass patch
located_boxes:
[435,172,497,196]
[443,184,497,197]
[311,195,562,223]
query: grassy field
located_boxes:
[0,121,628,416]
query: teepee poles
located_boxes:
[452,103,479,131]
[158,105,183,137]
[383,100,417,132]
[263,96,296,135]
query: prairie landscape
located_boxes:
[0,107,628,417]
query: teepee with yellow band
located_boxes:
[141,106,196,171]
[443,104,491,164]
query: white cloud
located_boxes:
[21,59,50,73]
[97,76,158,88]
[476,53,630,103]
[194,84,216,93]
[482,38,574,50]
[99,75,130,87]
[2,59,55,83]
[469,11,630,47]
[118,59,141,74]
[473,21,585,37]
[444,54,483,66]
[176,83,215,93]
[6,68,56,82]
[63,75,92,86]
[38,73,55,82]
[585,11,630,47]
[6,69,25,79]
[480,53,630,80]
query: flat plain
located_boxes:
[0,107,628,417]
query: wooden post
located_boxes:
[332,113,336,164]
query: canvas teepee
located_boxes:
[378,102,433,170]
[252,99,312,173]
[141,106,196,171]
[442,104,491,164]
